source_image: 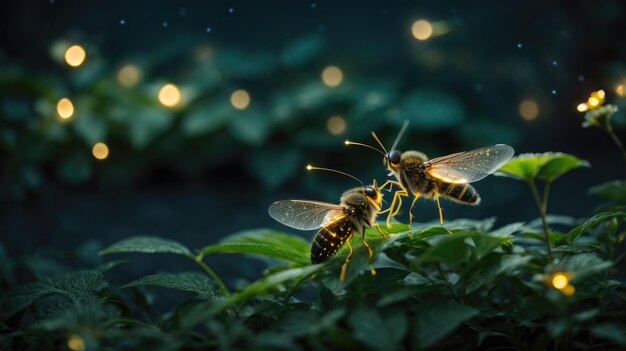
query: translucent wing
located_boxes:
[426,144,514,183]
[268,200,345,231]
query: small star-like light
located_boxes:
[321,66,343,87]
[552,60,558,66]
[92,142,110,160]
[518,99,539,121]
[120,18,126,25]
[231,89,251,110]
[516,43,523,49]
[327,115,346,135]
[56,98,74,120]
[411,20,433,40]
[64,45,86,67]
[158,83,182,107]
[551,89,557,96]
[163,21,168,27]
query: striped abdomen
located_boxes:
[311,218,354,263]
[437,182,481,205]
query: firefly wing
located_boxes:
[425,144,514,184]
[268,200,345,231]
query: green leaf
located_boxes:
[200,229,310,265]
[535,154,590,182]
[122,272,215,295]
[99,236,191,256]
[231,265,322,304]
[417,232,474,266]
[566,211,626,242]
[393,90,465,131]
[0,262,121,321]
[348,306,407,350]
[589,180,626,204]
[181,100,232,137]
[590,323,626,345]
[565,253,612,282]
[126,107,174,149]
[413,300,479,349]
[496,152,588,181]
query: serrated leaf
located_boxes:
[417,232,474,265]
[200,229,310,265]
[413,300,479,349]
[231,265,322,304]
[123,272,215,295]
[496,152,588,181]
[99,236,191,256]
[566,211,626,242]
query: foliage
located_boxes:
[2,207,625,350]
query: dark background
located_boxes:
[1,0,625,285]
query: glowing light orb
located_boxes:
[518,99,539,121]
[551,273,569,290]
[326,115,346,135]
[67,334,85,351]
[158,83,182,107]
[64,45,86,67]
[616,84,625,97]
[56,98,74,119]
[117,64,141,87]
[412,20,433,40]
[92,142,110,160]
[577,103,589,112]
[321,66,343,87]
[230,89,251,110]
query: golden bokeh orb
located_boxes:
[412,20,433,40]
[64,45,86,67]
[321,66,343,87]
[56,98,74,120]
[551,273,569,290]
[117,64,141,87]
[230,89,251,110]
[616,84,625,97]
[158,83,182,107]
[326,116,347,135]
[577,103,589,112]
[67,334,85,351]
[518,99,539,121]
[92,142,110,160]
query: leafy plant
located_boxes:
[496,152,590,258]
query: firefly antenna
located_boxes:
[306,165,364,186]
[344,139,386,157]
[390,120,409,151]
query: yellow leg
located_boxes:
[380,180,402,193]
[372,223,388,238]
[339,235,354,282]
[382,189,401,225]
[434,193,444,225]
[360,237,377,276]
[386,189,408,227]
[408,193,421,230]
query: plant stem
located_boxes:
[605,126,626,164]
[527,179,553,260]
[187,254,232,298]
[542,181,551,214]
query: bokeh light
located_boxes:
[56,98,74,120]
[616,84,625,97]
[326,116,346,135]
[64,45,86,67]
[67,334,85,351]
[561,285,575,296]
[551,273,569,290]
[158,83,182,107]
[321,66,343,87]
[92,142,110,160]
[412,20,433,40]
[518,99,539,121]
[577,103,589,112]
[117,64,142,87]
[230,89,251,110]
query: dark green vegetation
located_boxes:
[2,153,626,350]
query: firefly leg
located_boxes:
[387,189,408,227]
[339,234,354,282]
[360,234,377,276]
[434,193,444,225]
[380,180,402,193]
[408,193,421,230]
[382,189,401,224]
[372,223,388,238]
